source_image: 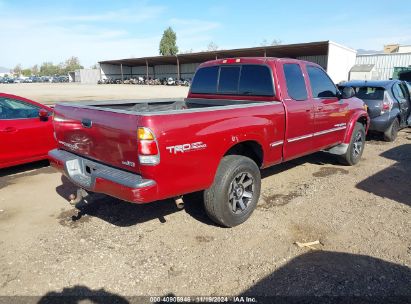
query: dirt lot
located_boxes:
[0,84,410,302]
[0,83,189,104]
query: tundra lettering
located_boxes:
[58,140,78,150]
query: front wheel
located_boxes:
[338,122,366,166]
[204,155,261,227]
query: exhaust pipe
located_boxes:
[174,196,184,209]
[69,188,89,205]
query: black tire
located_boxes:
[383,118,399,142]
[204,155,261,227]
[338,122,366,166]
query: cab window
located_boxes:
[283,63,308,101]
[307,66,337,98]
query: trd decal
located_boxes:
[166,142,207,154]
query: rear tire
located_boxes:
[383,118,399,142]
[204,155,261,227]
[338,122,366,166]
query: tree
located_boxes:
[159,27,178,56]
[90,63,100,69]
[31,64,39,75]
[260,39,282,46]
[63,56,83,73]
[13,64,22,76]
[21,69,32,77]
[260,39,269,47]
[39,62,59,76]
[271,39,282,46]
[206,42,219,51]
[180,49,194,54]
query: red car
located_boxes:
[49,58,369,227]
[0,93,56,169]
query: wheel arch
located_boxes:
[224,140,264,168]
[344,111,369,143]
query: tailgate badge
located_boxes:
[122,160,135,167]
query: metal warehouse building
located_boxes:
[99,41,356,83]
[354,52,411,80]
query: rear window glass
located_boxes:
[347,86,385,100]
[239,65,274,96]
[191,64,274,96]
[190,66,219,94]
[218,66,241,94]
[283,63,307,100]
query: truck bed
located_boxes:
[64,98,265,114]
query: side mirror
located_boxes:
[341,87,355,99]
[39,109,49,121]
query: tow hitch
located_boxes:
[174,196,184,209]
[69,188,90,206]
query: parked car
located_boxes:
[166,77,176,85]
[49,57,369,227]
[339,80,411,141]
[30,76,41,83]
[0,93,56,169]
[3,78,15,84]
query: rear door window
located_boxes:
[393,83,407,101]
[283,63,308,100]
[218,66,241,94]
[307,66,337,98]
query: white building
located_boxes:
[349,64,379,80]
[355,52,411,80]
[68,69,101,84]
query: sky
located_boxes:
[0,0,410,69]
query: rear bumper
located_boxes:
[48,149,158,203]
[369,112,395,132]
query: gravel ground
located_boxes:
[0,83,189,104]
[0,84,410,302]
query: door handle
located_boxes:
[1,127,17,133]
[317,106,324,111]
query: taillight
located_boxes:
[222,58,241,64]
[381,91,393,114]
[137,127,159,165]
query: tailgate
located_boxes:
[363,99,383,119]
[53,104,141,173]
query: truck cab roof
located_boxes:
[198,57,322,69]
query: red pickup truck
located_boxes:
[49,58,369,227]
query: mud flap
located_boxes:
[325,143,349,155]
